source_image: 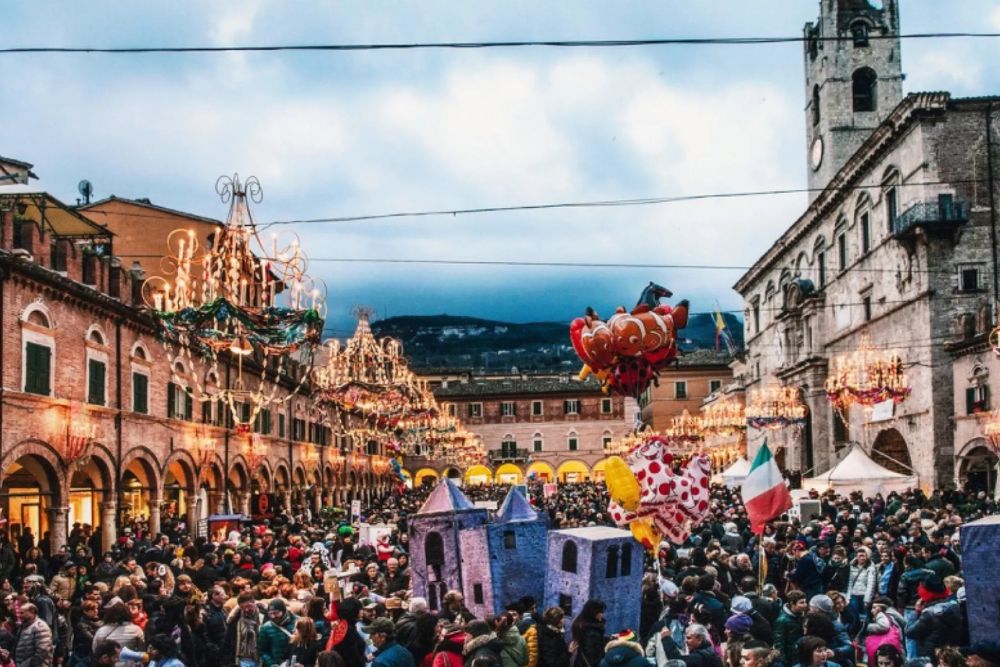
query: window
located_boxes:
[833,409,850,442]
[601,398,612,414]
[425,532,445,566]
[960,267,980,292]
[675,382,687,399]
[811,85,820,126]
[501,438,517,458]
[885,186,898,234]
[82,252,97,286]
[818,251,826,287]
[278,413,286,438]
[500,401,516,417]
[532,400,543,416]
[860,211,871,253]
[447,403,457,417]
[473,583,484,605]
[602,435,613,449]
[561,541,578,573]
[558,594,573,616]
[468,403,483,418]
[838,233,847,270]
[50,240,67,272]
[620,543,633,576]
[367,439,378,455]
[752,300,760,332]
[568,437,578,452]
[852,67,877,112]
[606,545,619,578]
[503,530,517,549]
[533,437,543,453]
[12,217,31,252]
[24,341,52,396]
[967,384,991,414]
[862,294,872,322]
[256,410,272,435]
[709,380,722,394]
[132,372,149,414]
[852,22,870,47]
[563,399,580,415]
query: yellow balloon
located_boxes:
[604,456,641,512]
[630,518,657,551]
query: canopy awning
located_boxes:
[0,184,112,238]
[802,444,918,496]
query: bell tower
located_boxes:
[803,0,903,200]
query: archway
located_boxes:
[525,461,555,482]
[556,460,590,483]
[443,468,461,486]
[414,468,439,488]
[0,445,63,550]
[958,441,998,495]
[494,463,523,485]
[871,428,913,474]
[464,464,492,486]
[163,455,197,522]
[120,449,160,525]
[69,448,114,532]
[591,460,608,482]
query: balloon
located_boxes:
[604,456,642,512]
[629,518,657,551]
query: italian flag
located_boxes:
[741,441,792,534]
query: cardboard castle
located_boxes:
[408,478,642,634]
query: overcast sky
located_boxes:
[4,1,1000,337]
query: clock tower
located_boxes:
[803,0,903,201]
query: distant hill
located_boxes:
[370,311,743,372]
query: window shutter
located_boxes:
[279,414,286,438]
[202,399,210,423]
[133,373,148,414]
[217,398,225,426]
[167,381,176,418]
[985,385,992,410]
[37,343,50,395]
[966,387,975,415]
[184,387,194,421]
[88,360,105,405]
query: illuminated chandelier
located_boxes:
[604,431,645,457]
[244,434,269,479]
[143,174,325,427]
[701,397,746,437]
[746,383,807,431]
[191,427,217,482]
[52,404,96,470]
[664,409,705,445]
[824,334,910,414]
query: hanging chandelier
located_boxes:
[981,408,1000,453]
[604,431,645,457]
[745,383,807,431]
[142,174,325,427]
[824,334,910,414]
[191,427,216,482]
[702,397,746,437]
[51,404,96,471]
[244,434,269,480]
[664,409,705,445]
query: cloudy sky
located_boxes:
[4,1,1000,336]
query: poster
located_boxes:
[359,522,394,546]
[543,483,558,498]
[351,499,362,521]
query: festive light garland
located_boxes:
[745,383,807,431]
[824,334,910,413]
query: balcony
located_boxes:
[489,447,530,464]
[893,196,968,239]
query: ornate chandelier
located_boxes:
[52,404,96,470]
[981,408,1000,453]
[143,175,325,427]
[824,335,910,414]
[745,383,807,431]
[244,434,269,480]
[191,427,216,482]
[604,431,645,457]
[702,397,746,437]
[664,410,705,445]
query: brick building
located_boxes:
[637,349,732,432]
[0,174,393,554]
[734,0,1000,488]
[402,373,637,486]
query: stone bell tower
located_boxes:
[803,0,903,200]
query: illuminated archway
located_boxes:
[494,463,523,485]
[591,459,608,482]
[556,460,590,483]
[414,468,439,488]
[464,464,493,486]
[525,461,555,482]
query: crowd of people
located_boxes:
[0,478,995,667]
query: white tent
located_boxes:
[717,457,751,488]
[802,445,918,496]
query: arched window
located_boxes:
[605,545,619,578]
[812,85,821,126]
[620,542,633,576]
[561,540,578,573]
[425,532,445,566]
[26,310,50,328]
[851,21,870,47]
[882,168,901,234]
[853,68,877,112]
[87,328,105,346]
[814,237,828,288]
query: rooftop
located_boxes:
[82,195,223,227]
[496,486,540,523]
[434,375,605,398]
[417,478,476,514]
[554,526,633,540]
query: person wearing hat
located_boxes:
[730,596,772,645]
[788,541,825,600]
[463,619,504,666]
[904,576,962,662]
[430,621,467,667]
[395,597,437,665]
[597,630,646,667]
[258,598,298,667]
[363,618,414,667]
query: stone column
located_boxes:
[209,492,225,515]
[148,497,162,537]
[185,493,199,535]
[313,489,321,515]
[100,500,117,553]
[45,506,69,556]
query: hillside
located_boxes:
[370,311,743,371]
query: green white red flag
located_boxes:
[741,441,792,534]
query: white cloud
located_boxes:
[906,49,982,93]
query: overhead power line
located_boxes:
[3,32,999,55]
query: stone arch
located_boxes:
[323,464,335,488]
[256,460,273,493]
[20,300,55,328]
[1,440,69,551]
[852,67,877,112]
[274,461,291,492]
[84,324,109,347]
[162,450,199,493]
[556,459,591,483]
[957,438,997,494]
[119,446,162,493]
[130,340,152,361]
[293,463,307,487]
[228,456,250,491]
[0,438,68,504]
[871,428,913,475]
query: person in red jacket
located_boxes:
[430,623,466,667]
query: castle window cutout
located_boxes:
[606,545,619,578]
[559,594,573,616]
[425,532,445,566]
[561,541,578,573]
[851,22,870,47]
[504,530,517,549]
[620,543,633,576]
[473,583,484,605]
[852,67,877,112]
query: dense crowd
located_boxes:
[0,479,995,667]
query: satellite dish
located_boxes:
[77,179,93,205]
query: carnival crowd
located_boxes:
[0,479,995,667]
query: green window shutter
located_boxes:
[264,410,272,434]
[133,373,148,414]
[184,387,193,421]
[986,385,992,410]
[279,414,286,438]
[167,381,176,418]
[217,398,225,426]
[25,342,51,395]
[966,387,975,415]
[241,402,251,424]
[88,359,106,405]
[201,399,210,423]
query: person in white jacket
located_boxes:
[847,547,879,624]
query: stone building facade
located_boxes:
[638,349,732,432]
[734,0,1000,489]
[0,174,394,554]
[403,374,637,486]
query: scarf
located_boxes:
[235,612,261,660]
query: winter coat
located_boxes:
[520,621,539,667]
[537,624,570,667]
[598,639,648,667]
[463,633,504,667]
[773,605,804,667]
[682,644,724,667]
[257,612,297,667]
[14,618,52,667]
[896,568,933,609]
[788,553,824,598]
[822,560,850,593]
[203,602,228,665]
[93,621,145,655]
[71,615,100,658]
[372,639,416,667]
[905,599,963,659]
[573,620,606,667]
[396,611,439,665]
[432,633,467,667]
[848,562,878,605]
[498,625,528,667]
